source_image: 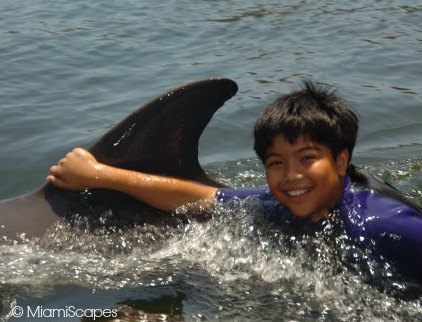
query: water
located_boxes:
[1,0,421,321]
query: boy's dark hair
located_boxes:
[253,81,359,163]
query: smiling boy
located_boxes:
[253,83,355,222]
[47,81,422,280]
[263,135,347,222]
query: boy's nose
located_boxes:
[285,162,303,182]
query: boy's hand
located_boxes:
[46,148,103,191]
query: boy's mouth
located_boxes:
[286,189,309,197]
[284,187,313,201]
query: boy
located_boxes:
[47,81,422,280]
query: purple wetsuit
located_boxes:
[216,176,422,280]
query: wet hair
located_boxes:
[254,81,359,163]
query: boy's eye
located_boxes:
[266,159,283,168]
[302,155,317,162]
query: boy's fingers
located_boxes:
[46,174,55,184]
[49,165,60,176]
[48,166,67,185]
[46,175,68,190]
[46,175,55,185]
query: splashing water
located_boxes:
[1,158,422,321]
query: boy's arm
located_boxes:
[46,148,218,212]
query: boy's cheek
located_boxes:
[265,169,283,188]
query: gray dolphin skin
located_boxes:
[0,78,238,241]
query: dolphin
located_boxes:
[0,78,238,240]
[1,77,419,242]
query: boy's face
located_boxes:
[264,135,348,221]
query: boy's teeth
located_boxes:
[287,189,307,197]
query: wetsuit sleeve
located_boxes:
[364,194,422,280]
[216,188,269,203]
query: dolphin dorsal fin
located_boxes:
[89,78,238,186]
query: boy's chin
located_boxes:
[309,210,330,222]
[291,208,330,222]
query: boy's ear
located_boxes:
[336,149,349,176]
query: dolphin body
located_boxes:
[0,78,238,240]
